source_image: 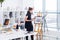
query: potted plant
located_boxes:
[0,0,4,7]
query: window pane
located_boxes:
[46,12,57,31]
[58,13,60,31]
[46,0,57,12]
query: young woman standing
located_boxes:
[25,7,34,40]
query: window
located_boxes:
[46,13,57,31]
[45,0,57,31]
[46,0,57,12]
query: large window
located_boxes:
[46,13,57,31]
[34,0,57,31]
[46,0,57,12]
[45,0,57,31]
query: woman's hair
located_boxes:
[27,7,33,15]
[28,7,33,11]
[4,19,9,25]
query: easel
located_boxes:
[34,11,43,40]
[34,23,43,40]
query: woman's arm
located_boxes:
[25,16,32,21]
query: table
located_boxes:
[0,30,37,40]
[0,30,25,40]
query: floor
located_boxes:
[43,29,60,40]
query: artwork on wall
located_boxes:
[34,16,42,24]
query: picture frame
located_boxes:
[34,16,42,24]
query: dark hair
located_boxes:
[28,7,33,11]
[4,19,9,25]
[9,12,13,18]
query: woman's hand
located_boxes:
[32,18,35,21]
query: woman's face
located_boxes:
[6,21,9,25]
[30,10,33,14]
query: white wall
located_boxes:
[0,0,34,25]
[0,10,3,25]
[34,0,42,12]
[22,0,34,11]
[1,0,22,11]
[0,0,34,11]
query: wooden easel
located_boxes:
[34,23,43,40]
[34,11,43,40]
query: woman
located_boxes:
[3,19,10,28]
[4,19,10,25]
[25,7,34,40]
